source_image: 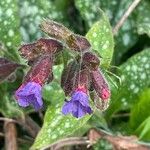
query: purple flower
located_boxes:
[62,90,92,118]
[15,82,43,110]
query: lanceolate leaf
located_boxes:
[105,48,150,119]
[86,9,114,68]
[31,102,91,149]
[135,116,150,141]
[0,83,24,117]
[129,89,150,130]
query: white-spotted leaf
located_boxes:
[31,102,91,149]
[105,48,150,119]
[86,9,114,68]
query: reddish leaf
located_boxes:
[0,58,21,82]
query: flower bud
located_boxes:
[61,61,78,96]
[66,35,91,52]
[82,52,100,70]
[91,69,110,100]
[24,55,53,85]
[74,68,90,93]
[19,38,63,63]
[40,20,91,53]
[40,19,71,41]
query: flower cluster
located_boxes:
[15,20,110,118]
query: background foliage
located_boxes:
[0,0,150,149]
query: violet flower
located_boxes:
[15,81,43,110]
[62,90,92,118]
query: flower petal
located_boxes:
[17,96,30,107]
[71,91,89,107]
[72,103,87,118]
[62,101,76,115]
[15,81,43,110]
[16,82,41,97]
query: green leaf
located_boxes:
[86,9,114,68]
[43,65,65,105]
[105,48,150,119]
[0,0,21,60]
[0,83,24,117]
[75,0,101,29]
[135,116,150,141]
[136,0,150,37]
[19,0,69,42]
[31,102,91,150]
[130,89,150,130]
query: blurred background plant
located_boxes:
[0,0,150,149]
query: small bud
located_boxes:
[66,35,91,52]
[74,68,90,93]
[40,19,71,41]
[61,61,78,96]
[91,69,110,100]
[90,91,109,111]
[82,52,100,70]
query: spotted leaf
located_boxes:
[105,48,150,119]
[19,0,69,42]
[0,0,21,48]
[75,0,139,65]
[86,9,114,68]
[31,102,91,149]
[0,0,21,60]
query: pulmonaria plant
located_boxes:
[15,20,111,118]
